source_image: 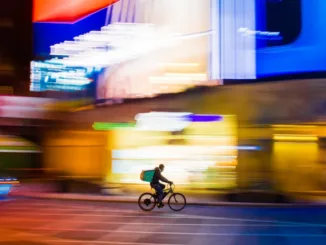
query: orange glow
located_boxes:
[273,134,318,142]
[33,0,119,22]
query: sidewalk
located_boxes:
[7,182,326,207]
[11,192,326,207]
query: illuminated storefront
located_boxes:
[102,112,238,189]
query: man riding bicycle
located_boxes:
[150,164,173,208]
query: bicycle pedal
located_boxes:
[157,203,164,208]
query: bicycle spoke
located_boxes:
[174,195,178,203]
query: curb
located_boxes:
[11,194,326,208]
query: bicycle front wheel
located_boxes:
[138,193,157,211]
[168,193,186,211]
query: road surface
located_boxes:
[0,198,326,244]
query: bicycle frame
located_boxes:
[162,184,174,200]
[153,184,175,201]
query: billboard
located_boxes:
[33,0,119,56]
[211,0,326,79]
[31,0,213,94]
[255,0,326,78]
[32,0,122,92]
[32,0,326,94]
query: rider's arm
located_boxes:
[157,171,172,184]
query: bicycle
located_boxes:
[138,184,186,212]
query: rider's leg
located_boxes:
[155,185,164,204]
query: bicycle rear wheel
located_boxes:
[168,193,186,211]
[138,193,157,211]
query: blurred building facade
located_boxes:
[0,0,33,95]
[1,0,326,195]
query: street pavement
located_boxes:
[1,198,326,244]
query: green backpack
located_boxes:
[140,170,155,182]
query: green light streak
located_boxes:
[93,122,135,131]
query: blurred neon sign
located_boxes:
[92,113,223,131]
[30,60,94,92]
[238,27,283,40]
[135,112,192,132]
[135,112,223,132]
[93,122,135,130]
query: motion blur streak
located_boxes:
[273,134,318,142]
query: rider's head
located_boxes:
[159,164,165,172]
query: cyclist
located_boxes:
[150,164,173,208]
